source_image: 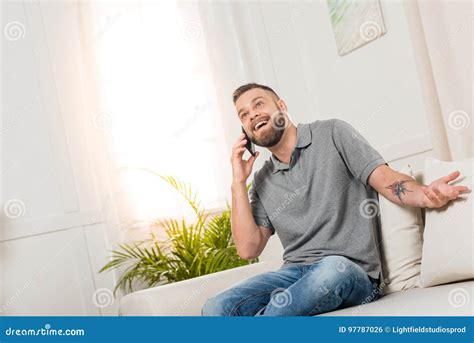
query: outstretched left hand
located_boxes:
[422,170,470,208]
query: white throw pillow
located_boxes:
[420,157,474,287]
[378,165,424,295]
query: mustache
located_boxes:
[251,116,271,129]
[250,111,289,132]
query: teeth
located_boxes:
[254,121,268,131]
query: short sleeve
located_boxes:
[332,119,387,185]
[248,178,275,235]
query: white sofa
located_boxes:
[119,236,473,316]
[119,167,474,316]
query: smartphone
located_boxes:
[241,126,256,157]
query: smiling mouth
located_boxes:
[253,120,269,132]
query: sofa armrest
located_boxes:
[119,260,282,316]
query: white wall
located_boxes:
[200,0,447,179]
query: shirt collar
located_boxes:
[295,122,312,148]
[270,123,312,173]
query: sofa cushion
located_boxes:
[378,165,423,295]
[319,280,474,316]
[421,158,473,287]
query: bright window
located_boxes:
[94,2,230,221]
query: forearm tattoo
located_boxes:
[385,180,414,203]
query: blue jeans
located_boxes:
[201,255,381,316]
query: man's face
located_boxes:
[235,88,286,147]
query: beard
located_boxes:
[249,115,286,148]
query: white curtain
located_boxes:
[78,1,233,239]
[197,1,277,172]
[418,0,472,160]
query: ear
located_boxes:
[277,99,288,112]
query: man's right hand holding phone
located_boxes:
[230,133,260,185]
[230,133,269,261]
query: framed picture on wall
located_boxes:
[327,0,387,56]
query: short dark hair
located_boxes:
[232,83,280,104]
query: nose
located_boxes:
[249,110,260,123]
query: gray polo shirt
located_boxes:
[249,119,387,280]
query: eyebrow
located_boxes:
[238,96,264,117]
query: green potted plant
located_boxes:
[99,171,258,296]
